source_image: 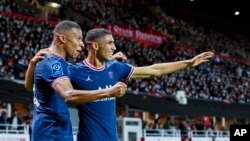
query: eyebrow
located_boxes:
[76,35,82,38]
[107,40,114,43]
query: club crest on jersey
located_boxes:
[51,62,63,76]
[108,71,114,79]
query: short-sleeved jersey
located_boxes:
[70,59,134,141]
[32,54,73,141]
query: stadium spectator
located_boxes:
[0,111,8,131]
[7,109,23,131]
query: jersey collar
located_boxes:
[52,53,65,60]
[82,59,105,71]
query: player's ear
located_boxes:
[92,42,99,51]
[55,33,66,44]
[59,34,66,44]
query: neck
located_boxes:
[49,41,66,59]
[86,51,104,68]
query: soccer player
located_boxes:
[70,28,214,141]
[26,21,127,141]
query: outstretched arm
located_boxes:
[131,51,214,78]
[25,48,52,91]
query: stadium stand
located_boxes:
[0,0,250,141]
[1,1,249,104]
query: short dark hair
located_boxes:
[85,28,112,43]
[53,20,81,35]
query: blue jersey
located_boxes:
[32,54,73,141]
[70,59,134,141]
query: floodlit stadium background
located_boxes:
[0,0,250,141]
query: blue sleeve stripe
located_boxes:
[51,76,70,88]
[126,66,134,81]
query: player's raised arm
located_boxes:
[25,48,52,91]
[131,51,214,78]
[53,79,127,105]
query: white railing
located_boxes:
[143,129,181,137]
[143,129,229,138]
[0,124,30,141]
[0,124,29,134]
[191,130,229,137]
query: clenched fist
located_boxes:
[109,81,127,98]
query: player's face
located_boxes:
[97,34,116,61]
[64,28,84,59]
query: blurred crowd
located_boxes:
[0,0,250,104]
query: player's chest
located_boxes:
[74,70,118,88]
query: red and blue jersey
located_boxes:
[32,54,73,141]
[70,59,134,141]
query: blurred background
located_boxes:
[0,0,249,141]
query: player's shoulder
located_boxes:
[105,60,118,67]
[47,54,65,61]
[37,54,66,69]
[43,54,66,64]
[106,60,131,67]
[68,61,85,70]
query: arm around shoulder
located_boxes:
[24,60,37,91]
[24,48,52,91]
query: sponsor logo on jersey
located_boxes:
[92,85,115,102]
[85,75,93,82]
[33,97,40,107]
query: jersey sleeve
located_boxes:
[116,61,134,81]
[42,58,70,88]
[68,64,78,87]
